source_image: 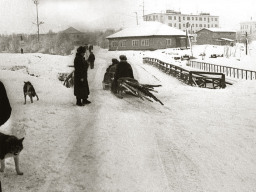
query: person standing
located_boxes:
[74,46,91,106]
[0,81,12,126]
[88,51,95,69]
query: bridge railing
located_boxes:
[143,57,226,89]
[189,60,256,80]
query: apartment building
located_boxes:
[143,10,219,34]
[240,21,256,35]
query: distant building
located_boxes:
[143,10,219,34]
[106,22,188,51]
[60,27,87,45]
[196,28,236,45]
[240,21,256,41]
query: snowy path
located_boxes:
[0,49,256,192]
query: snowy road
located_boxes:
[1,48,256,192]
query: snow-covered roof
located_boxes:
[197,28,236,33]
[61,27,82,34]
[107,22,186,39]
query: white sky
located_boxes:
[0,0,256,34]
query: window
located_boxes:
[187,17,190,20]
[183,24,185,27]
[196,17,198,21]
[120,40,126,47]
[215,18,218,21]
[166,39,172,46]
[132,40,139,46]
[199,17,202,21]
[174,23,176,27]
[204,18,206,21]
[215,24,218,27]
[141,39,149,46]
[111,41,118,47]
[168,23,172,27]
[168,16,172,20]
[192,17,194,20]
[174,16,176,20]
[183,17,185,20]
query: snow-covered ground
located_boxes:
[0,44,256,192]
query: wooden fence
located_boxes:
[189,61,256,80]
[143,57,226,89]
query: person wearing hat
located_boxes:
[111,55,134,93]
[74,46,91,106]
[106,58,119,73]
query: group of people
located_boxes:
[107,55,134,94]
[74,45,134,106]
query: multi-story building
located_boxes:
[240,21,256,35]
[143,10,219,34]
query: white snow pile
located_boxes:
[0,45,256,192]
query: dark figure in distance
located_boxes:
[88,51,95,69]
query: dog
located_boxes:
[23,81,39,104]
[0,132,24,175]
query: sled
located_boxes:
[102,71,115,90]
[115,77,164,105]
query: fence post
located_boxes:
[189,72,192,85]
[221,74,226,88]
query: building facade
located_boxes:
[106,22,188,51]
[240,21,256,41]
[60,27,87,45]
[143,10,219,34]
[240,21,256,35]
[107,36,187,51]
[196,28,236,45]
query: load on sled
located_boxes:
[102,56,164,105]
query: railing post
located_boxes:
[189,72,193,85]
[221,74,226,88]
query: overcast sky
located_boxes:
[0,0,256,34]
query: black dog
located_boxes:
[23,81,39,104]
[0,132,24,175]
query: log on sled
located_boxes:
[116,77,164,105]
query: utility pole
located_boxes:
[186,22,189,49]
[143,0,144,17]
[134,12,138,25]
[33,0,44,42]
[245,32,248,55]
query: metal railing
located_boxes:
[189,61,256,80]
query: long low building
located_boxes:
[106,22,188,51]
[196,28,236,45]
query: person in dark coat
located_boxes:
[88,51,95,69]
[74,46,91,106]
[111,55,134,93]
[0,81,12,126]
[106,58,119,73]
